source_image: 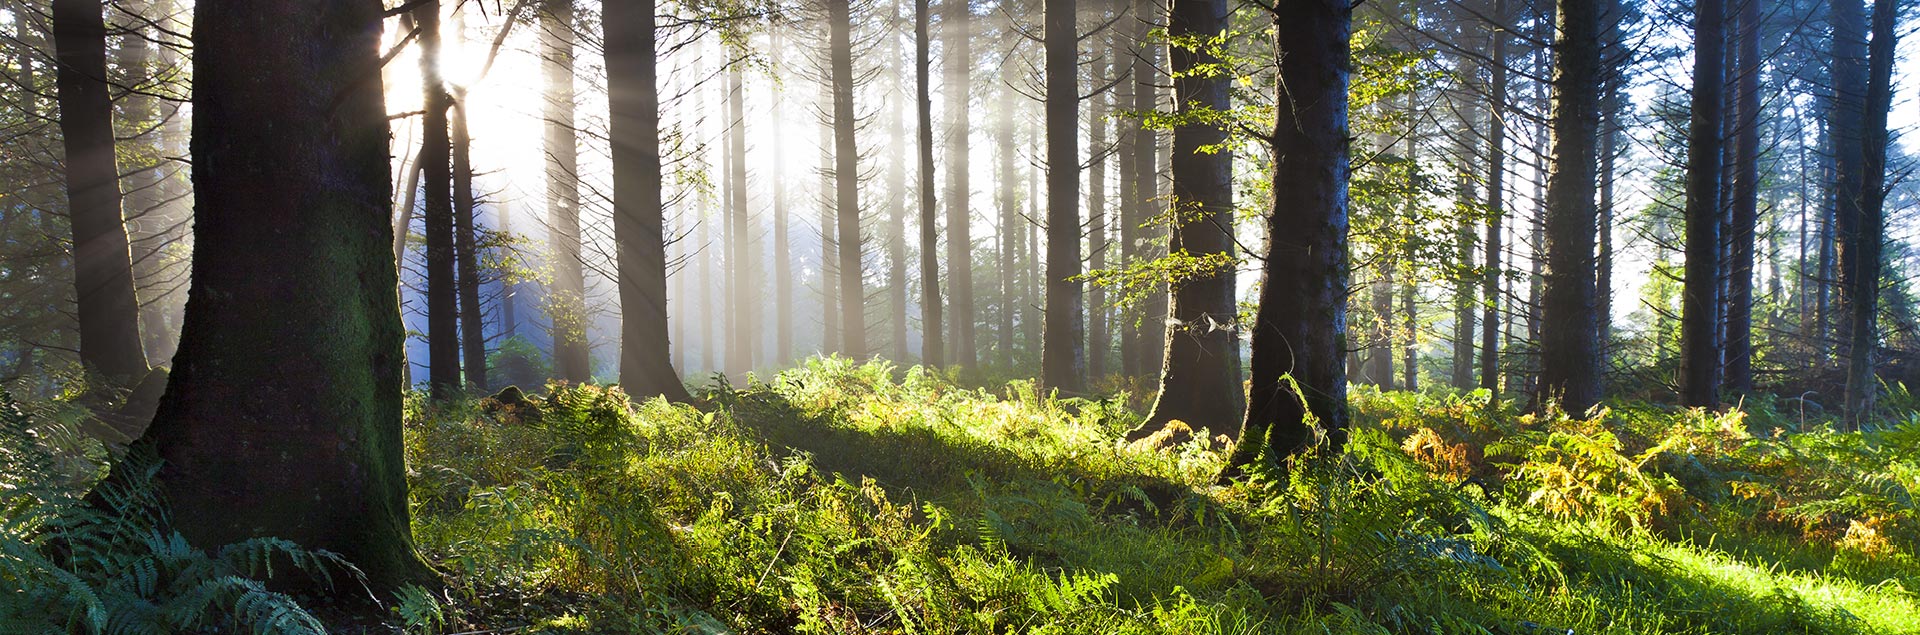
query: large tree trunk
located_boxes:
[944,0,975,367]
[727,63,754,376]
[606,0,691,401]
[1537,0,1604,414]
[1222,0,1349,480]
[1480,0,1508,394]
[1450,66,1479,391]
[917,0,944,367]
[1137,0,1241,439]
[1842,0,1895,420]
[1679,0,1726,408]
[149,0,428,593]
[1722,0,1760,395]
[418,0,461,398]
[453,100,487,390]
[51,0,148,380]
[830,0,866,358]
[1040,0,1086,394]
[543,0,592,384]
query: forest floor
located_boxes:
[7,358,1920,633]
[396,358,1920,634]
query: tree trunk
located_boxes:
[1040,0,1086,394]
[1222,0,1350,480]
[917,0,944,367]
[727,63,753,377]
[453,100,487,390]
[1134,0,1166,384]
[1450,66,1479,391]
[417,0,461,398]
[830,0,865,358]
[1679,0,1726,408]
[606,0,691,401]
[1537,0,1604,414]
[1722,0,1760,395]
[1087,49,1109,380]
[997,50,1017,368]
[52,0,148,380]
[1136,0,1242,439]
[150,0,428,593]
[944,0,975,367]
[888,0,910,363]
[1842,0,1895,420]
[773,31,793,367]
[1480,0,1508,394]
[820,80,841,355]
[1116,33,1140,379]
[1368,269,1394,387]
[543,0,591,384]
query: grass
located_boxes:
[391,358,1920,634]
[4,357,1918,633]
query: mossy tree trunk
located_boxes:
[149,0,430,593]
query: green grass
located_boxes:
[392,359,1920,634]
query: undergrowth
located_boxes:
[5,358,1919,633]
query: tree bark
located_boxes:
[1722,0,1760,395]
[606,0,691,401]
[917,0,945,367]
[830,0,866,358]
[1222,0,1350,480]
[773,31,794,366]
[543,0,592,384]
[418,0,461,398]
[150,0,429,593]
[727,63,754,376]
[1679,0,1726,408]
[997,48,1017,367]
[51,0,148,380]
[1133,0,1165,384]
[1136,0,1242,439]
[1842,0,1895,420]
[1088,48,1109,380]
[1450,63,1479,391]
[888,0,910,363]
[1480,0,1508,394]
[453,100,487,390]
[1537,0,1604,414]
[1040,0,1086,394]
[944,0,975,367]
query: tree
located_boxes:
[944,0,976,367]
[453,98,487,390]
[1135,0,1242,440]
[606,0,692,401]
[51,0,147,380]
[1678,0,1725,409]
[146,0,430,592]
[887,0,911,363]
[830,0,866,358]
[1722,0,1761,395]
[917,0,945,366]
[1040,0,1086,395]
[543,0,592,384]
[1222,0,1351,480]
[1842,0,1897,419]
[1536,0,1604,414]
[418,0,461,398]
[1479,0,1509,394]
[727,63,754,376]
[1132,0,1166,383]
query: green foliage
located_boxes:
[0,392,349,634]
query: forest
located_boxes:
[0,0,1917,631]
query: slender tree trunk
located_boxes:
[917,0,944,367]
[149,0,428,592]
[606,0,690,401]
[117,0,172,368]
[727,63,753,376]
[1134,0,1166,384]
[1136,0,1242,438]
[1480,0,1508,394]
[1451,71,1479,391]
[1537,0,1604,414]
[1842,0,1895,420]
[1222,0,1350,480]
[453,100,487,390]
[1116,34,1141,379]
[1723,0,1761,395]
[543,0,591,384]
[1041,0,1086,394]
[820,80,841,355]
[997,51,1017,368]
[829,0,866,358]
[945,0,975,367]
[773,31,793,366]
[418,0,461,398]
[1679,0,1726,408]
[1369,268,1394,387]
[888,0,910,363]
[1597,77,1617,361]
[1088,49,1109,380]
[1402,258,1418,390]
[52,0,148,380]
